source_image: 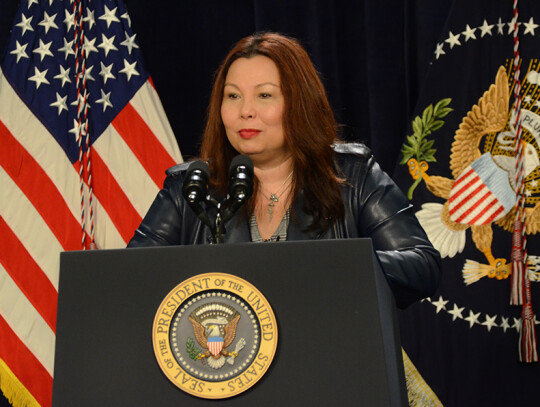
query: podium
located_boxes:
[53,239,407,406]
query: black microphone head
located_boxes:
[187,160,210,178]
[229,155,253,174]
[229,155,253,200]
[182,160,210,204]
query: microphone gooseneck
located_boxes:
[181,156,254,244]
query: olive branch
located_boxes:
[186,337,202,360]
[400,98,453,199]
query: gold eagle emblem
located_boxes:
[405,65,540,284]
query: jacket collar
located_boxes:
[221,190,321,243]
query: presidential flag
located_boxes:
[394,0,540,405]
[0,0,182,405]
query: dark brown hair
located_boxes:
[200,32,343,232]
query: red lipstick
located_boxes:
[239,129,260,139]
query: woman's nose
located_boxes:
[240,100,256,119]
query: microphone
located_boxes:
[220,155,254,223]
[181,156,253,243]
[181,160,212,227]
[228,155,254,202]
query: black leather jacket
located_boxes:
[128,143,441,308]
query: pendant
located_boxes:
[268,199,275,221]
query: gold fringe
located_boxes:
[0,358,40,407]
[403,349,444,407]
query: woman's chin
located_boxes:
[233,147,262,158]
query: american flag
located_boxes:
[0,0,182,405]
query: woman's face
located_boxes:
[221,55,287,166]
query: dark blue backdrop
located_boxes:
[1,0,451,172]
[0,1,453,406]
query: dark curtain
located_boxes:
[0,0,455,171]
[0,0,451,173]
[0,1,452,406]
[119,0,452,173]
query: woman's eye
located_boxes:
[260,93,271,98]
[226,93,239,99]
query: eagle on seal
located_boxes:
[189,313,241,369]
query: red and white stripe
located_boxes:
[208,339,224,357]
[448,168,505,225]
[0,68,182,406]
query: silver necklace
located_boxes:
[259,171,293,221]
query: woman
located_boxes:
[128,32,440,308]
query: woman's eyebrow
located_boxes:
[223,82,280,88]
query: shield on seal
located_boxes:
[207,336,224,356]
[448,153,515,225]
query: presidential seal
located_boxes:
[152,273,278,399]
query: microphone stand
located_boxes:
[213,188,250,244]
[214,209,225,244]
[183,155,253,244]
